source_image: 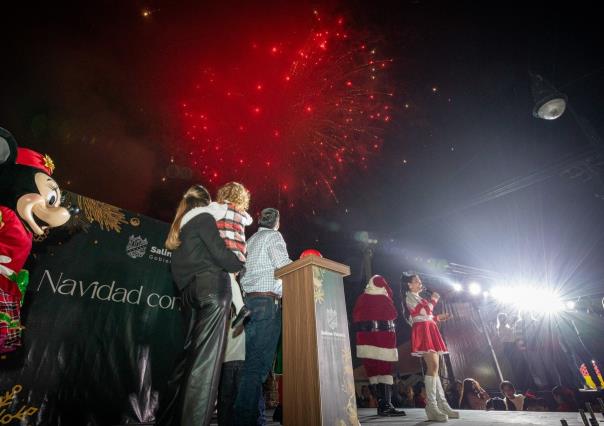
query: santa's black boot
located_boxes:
[377,383,406,416]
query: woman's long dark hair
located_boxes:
[165,184,211,250]
[459,378,481,409]
[400,273,419,326]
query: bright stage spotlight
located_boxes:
[468,282,482,296]
[491,284,564,313]
[452,282,463,292]
[524,288,564,313]
[490,286,506,300]
[565,300,576,310]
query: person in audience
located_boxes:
[404,384,416,408]
[497,313,517,381]
[485,397,507,411]
[391,379,404,408]
[523,397,548,411]
[459,378,490,410]
[497,314,516,347]
[446,379,462,409]
[360,385,378,408]
[397,383,415,408]
[552,385,578,412]
[500,380,525,411]
[413,382,427,408]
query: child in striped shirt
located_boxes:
[214,182,252,329]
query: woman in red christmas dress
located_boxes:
[402,273,459,422]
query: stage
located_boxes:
[210,408,602,425]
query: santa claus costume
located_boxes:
[353,275,405,417]
[403,273,459,422]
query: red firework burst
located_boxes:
[180,11,393,209]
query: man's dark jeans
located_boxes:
[218,361,268,426]
[234,296,282,426]
[218,360,244,426]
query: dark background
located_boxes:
[2,0,603,301]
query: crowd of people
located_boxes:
[496,310,604,392]
[357,378,580,413]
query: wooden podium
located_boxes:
[275,256,359,426]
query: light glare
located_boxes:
[491,284,564,313]
[469,282,481,295]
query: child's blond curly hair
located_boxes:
[216,182,251,212]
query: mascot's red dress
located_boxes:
[0,127,70,353]
[353,275,405,417]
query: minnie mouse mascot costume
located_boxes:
[0,127,71,354]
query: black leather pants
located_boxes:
[158,272,232,426]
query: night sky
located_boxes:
[2,1,603,299]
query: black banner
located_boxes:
[0,193,183,425]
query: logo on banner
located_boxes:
[321,306,345,339]
[126,235,149,259]
[326,307,338,331]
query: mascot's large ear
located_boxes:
[0,127,18,167]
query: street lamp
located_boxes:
[530,72,567,120]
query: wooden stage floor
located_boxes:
[211,408,603,425]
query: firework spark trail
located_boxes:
[180,11,394,210]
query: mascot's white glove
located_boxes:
[0,255,15,278]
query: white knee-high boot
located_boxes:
[435,376,460,418]
[424,375,448,422]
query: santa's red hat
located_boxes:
[367,274,394,299]
[15,148,55,175]
[352,275,397,322]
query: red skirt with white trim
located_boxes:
[411,320,448,357]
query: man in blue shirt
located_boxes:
[234,208,291,425]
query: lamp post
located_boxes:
[531,72,604,202]
[477,307,504,383]
[530,72,568,120]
